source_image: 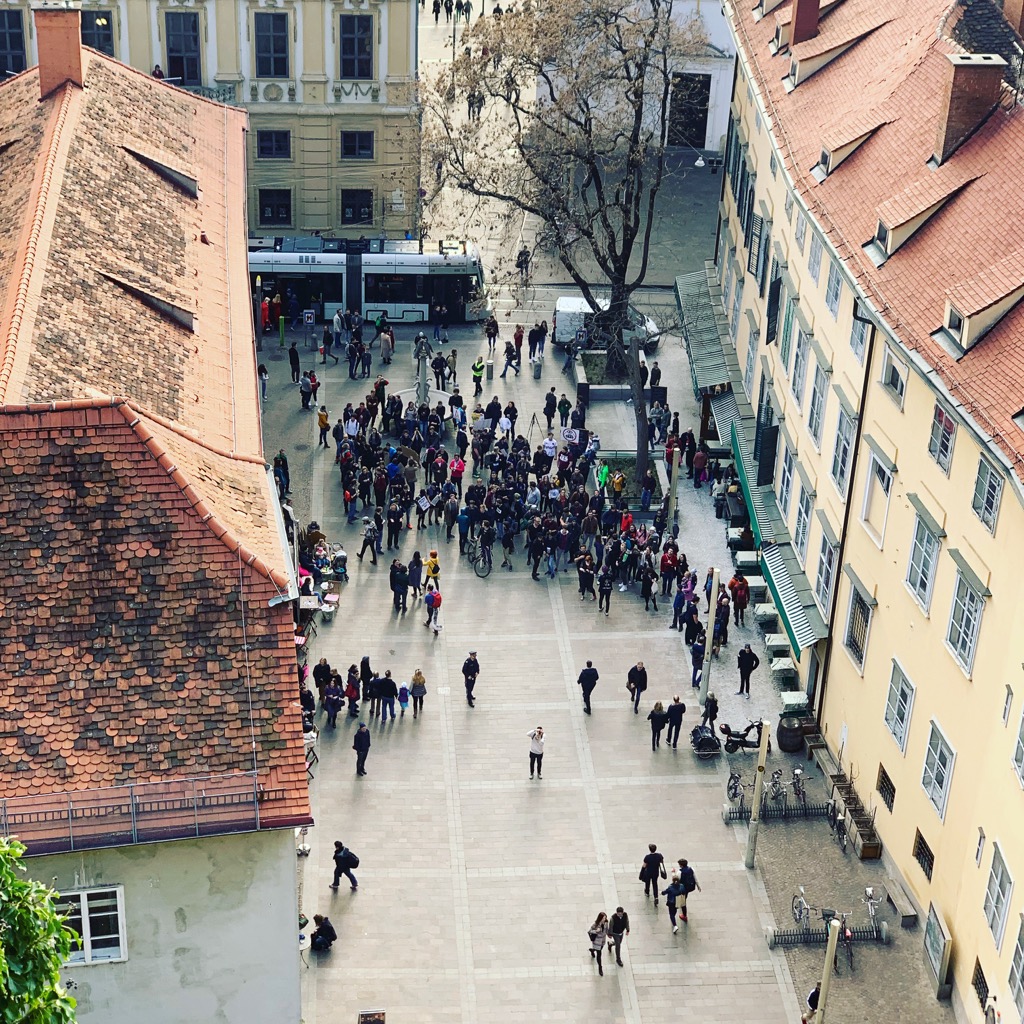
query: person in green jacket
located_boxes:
[596,459,610,494]
[557,394,573,427]
[471,356,485,396]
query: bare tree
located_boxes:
[425,0,707,477]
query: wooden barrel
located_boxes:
[776,716,804,754]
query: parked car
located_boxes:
[550,296,659,354]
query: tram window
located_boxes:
[364,274,422,304]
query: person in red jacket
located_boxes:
[728,571,751,627]
[659,548,678,596]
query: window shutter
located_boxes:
[746,214,763,271]
[758,224,771,295]
[765,267,782,344]
[757,425,780,486]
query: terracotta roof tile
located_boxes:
[727,0,1024,476]
[947,249,1024,316]
[876,167,979,229]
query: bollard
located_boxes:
[744,720,771,869]
[279,317,285,347]
[486,360,494,380]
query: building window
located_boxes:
[791,328,809,405]
[948,305,964,339]
[794,486,812,562]
[794,209,807,254]
[876,764,895,811]
[341,131,375,160]
[922,722,954,819]
[80,10,115,56]
[972,960,989,1009]
[769,151,777,178]
[743,325,757,398]
[341,188,374,224]
[844,586,871,668]
[1004,687,1014,726]
[723,258,735,315]
[825,260,843,319]
[947,573,984,673]
[0,9,27,77]
[730,277,744,345]
[784,190,794,222]
[884,662,914,752]
[806,361,828,446]
[983,845,1013,947]
[880,347,907,407]
[972,457,1003,534]
[977,829,987,865]
[55,888,126,964]
[256,130,291,159]
[913,830,935,881]
[927,404,956,474]
[861,455,892,542]
[258,188,292,226]
[777,443,794,517]
[808,233,823,284]
[830,409,855,496]
[850,316,868,363]
[779,297,795,375]
[1009,920,1024,1019]
[906,516,939,611]
[815,535,838,614]
[340,15,374,80]
[165,11,201,86]
[1012,711,1024,786]
[254,12,289,79]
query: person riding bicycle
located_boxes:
[478,521,495,568]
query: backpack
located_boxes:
[344,849,360,868]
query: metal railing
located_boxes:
[181,83,239,105]
[0,772,263,855]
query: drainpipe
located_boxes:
[814,311,878,727]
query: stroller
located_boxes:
[331,544,349,583]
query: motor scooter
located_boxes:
[719,718,772,754]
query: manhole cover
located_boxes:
[293,443,311,451]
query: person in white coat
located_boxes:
[528,726,545,779]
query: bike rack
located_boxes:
[723,800,832,823]
[766,923,890,948]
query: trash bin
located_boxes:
[533,357,542,380]
[486,360,493,380]
[776,716,804,754]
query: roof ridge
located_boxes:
[0,84,77,404]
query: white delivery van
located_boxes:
[550,296,659,354]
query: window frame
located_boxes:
[830,408,855,497]
[339,14,374,80]
[927,404,957,475]
[946,571,984,674]
[778,296,795,376]
[254,11,290,80]
[56,886,127,966]
[860,453,892,545]
[730,276,744,345]
[883,661,915,753]
[983,844,1013,949]
[341,188,375,225]
[905,515,939,612]
[843,584,872,670]
[340,130,375,160]
[806,360,828,447]
[808,232,823,284]
[921,720,955,819]
[880,346,907,408]
[777,442,794,518]
[257,187,293,227]
[790,328,810,406]
[0,9,27,77]
[1009,919,1024,1019]
[164,10,202,87]
[794,209,807,254]
[814,534,838,614]
[971,457,1003,534]
[1014,710,1024,787]
[256,129,292,160]
[825,260,843,319]
[794,486,812,563]
[743,324,757,398]
[850,315,868,363]
[80,10,115,56]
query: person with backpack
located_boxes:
[310,914,338,951]
[423,584,442,628]
[676,859,701,922]
[330,840,360,889]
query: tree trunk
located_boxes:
[629,331,650,481]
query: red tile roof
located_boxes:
[730,0,1024,477]
[0,39,308,836]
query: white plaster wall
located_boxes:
[27,829,300,1024]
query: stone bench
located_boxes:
[743,575,768,602]
[734,551,760,573]
[884,876,919,928]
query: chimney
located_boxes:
[1004,0,1024,37]
[933,53,1007,165]
[791,0,820,46]
[33,3,84,101]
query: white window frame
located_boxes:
[1010,920,1024,1019]
[825,260,843,319]
[777,443,794,518]
[730,275,744,345]
[850,316,868,363]
[57,886,127,966]
[843,584,872,671]
[921,720,955,819]
[791,328,810,406]
[880,347,907,408]
[927,404,956,475]
[808,233,823,284]
[814,534,838,614]
[946,572,984,674]
[743,324,757,398]
[794,486,812,563]
[794,209,807,253]
[905,515,939,612]
[830,408,855,497]
[723,256,735,312]
[972,457,1003,534]
[1013,710,1024,787]
[884,661,914,752]
[860,453,892,545]
[983,844,1013,948]
[806,361,828,447]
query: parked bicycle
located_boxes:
[726,770,757,808]
[790,766,807,806]
[821,908,854,973]
[791,886,819,929]
[826,800,848,854]
[766,767,787,808]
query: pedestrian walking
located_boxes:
[410,668,427,718]
[425,549,441,588]
[379,670,398,722]
[289,342,301,383]
[737,643,759,698]
[587,913,609,976]
[423,584,442,628]
[728,571,750,626]
[676,859,701,921]
[462,650,480,706]
[258,363,269,400]
[317,406,330,448]
[528,726,544,779]
[647,701,668,750]
[690,633,705,688]
[577,660,599,714]
[352,722,371,776]
[357,516,378,565]
[399,681,410,716]
[608,907,629,966]
[324,678,344,727]
[627,661,648,714]
[299,371,313,409]
[802,983,821,1024]
[597,566,613,615]
[330,840,360,890]
[661,876,683,932]
[639,844,666,903]
[666,695,686,748]
[701,691,719,728]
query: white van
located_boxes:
[550,296,659,354]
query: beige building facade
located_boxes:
[687,0,1024,1020]
[0,0,421,237]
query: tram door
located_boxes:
[428,276,466,321]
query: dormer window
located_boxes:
[947,306,963,339]
[819,149,830,171]
[875,221,889,251]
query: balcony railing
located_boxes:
[0,772,263,855]
[181,83,240,105]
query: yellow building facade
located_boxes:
[0,0,421,237]
[696,0,1024,1020]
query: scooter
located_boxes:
[719,718,772,754]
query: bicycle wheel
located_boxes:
[837,821,849,854]
[791,895,805,925]
[826,800,838,828]
[474,557,492,578]
[727,777,741,802]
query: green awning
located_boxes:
[675,272,733,399]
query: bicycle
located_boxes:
[765,767,788,811]
[791,886,818,929]
[821,908,853,973]
[465,538,492,578]
[790,767,807,807]
[726,771,756,809]
[985,995,1001,1024]
[862,886,891,945]
[826,800,848,854]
